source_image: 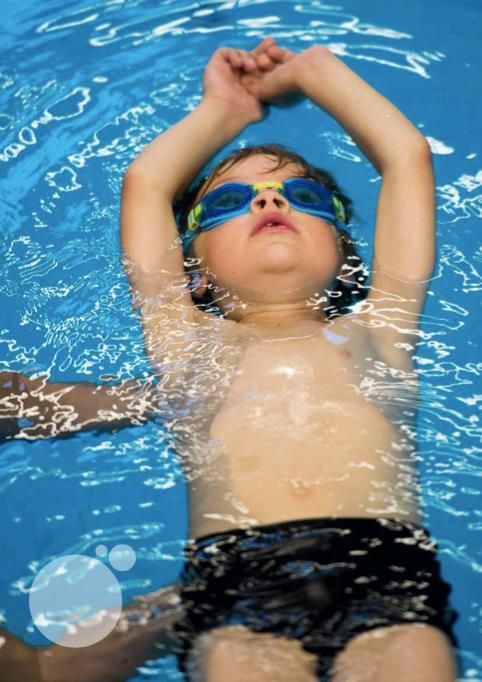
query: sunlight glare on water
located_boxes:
[0,0,480,680]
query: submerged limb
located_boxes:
[0,630,42,682]
[0,584,184,682]
[329,623,459,682]
[186,625,318,682]
[0,370,157,441]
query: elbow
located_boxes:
[122,162,142,185]
[122,164,142,195]
[122,162,160,191]
[382,136,432,175]
[404,135,432,160]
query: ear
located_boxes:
[189,270,209,298]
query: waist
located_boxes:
[187,473,423,539]
[189,513,427,545]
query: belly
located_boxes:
[187,397,424,538]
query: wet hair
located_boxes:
[172,143,369,319]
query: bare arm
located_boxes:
[0,371,157,440]
[293,46,434,278]
[121,96,251,277]
[294,47,434,362]
[120,42,270,276]
[120,41,273,373]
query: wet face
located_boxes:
[190,155,344,318]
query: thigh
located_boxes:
[329,623,459,682]
[185,624,319,682]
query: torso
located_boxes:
[155,313,424,539]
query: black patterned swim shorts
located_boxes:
[171,516,459,680]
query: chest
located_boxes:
[215,322,380,420]
[166,317,415,438]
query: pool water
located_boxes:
[0,0,480,679]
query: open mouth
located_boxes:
[251,212,297,236]
[256,223,295,233]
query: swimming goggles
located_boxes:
[181,178,346,254]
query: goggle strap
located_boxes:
[188,203,203,231]
[332,196,346,223]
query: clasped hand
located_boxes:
[202,37,310,124]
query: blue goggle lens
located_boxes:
[217,182,322,206]
[182,178,345,253]
[290,184,325,205]
[208,187,248,210]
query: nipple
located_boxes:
[289,477,312,497]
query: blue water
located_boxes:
[1,0,480,679]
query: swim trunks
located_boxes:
[172,516,459,681]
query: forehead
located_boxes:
[220,154,302,179]
[198,154,304,199]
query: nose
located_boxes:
[251,190,290,212]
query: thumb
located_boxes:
[240,73,259,95]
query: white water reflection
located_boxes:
[0,0,480,675]
[328,43,443,78]
[438,170,482,223]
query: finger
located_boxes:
[220,47,254,73]
[267,43,294,62]
[250,39,291,71]
[241,50,258,71]
[220,47,243,69]
[254,52,275,71]
[251,36,277,55]
[250,37,276,60]
[233,48,259,72]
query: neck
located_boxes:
[234,306,329,331]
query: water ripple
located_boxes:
[1,1,480,676]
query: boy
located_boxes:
[119,37,459,681]
[1,37,459,681]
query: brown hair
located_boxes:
[173,143,368,319]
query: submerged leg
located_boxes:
[186,624,319,682]
[329,623,459,682]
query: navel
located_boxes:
[289,477,312,497]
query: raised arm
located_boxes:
[120,41,273,372]
[243,42,434,364]
[0,371,156,440]
[298,47,434,360]
[121,96,249,277]
[120,42,271,296]
[294,47,433,268]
